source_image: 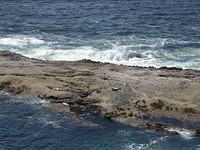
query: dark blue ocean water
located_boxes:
[0,92,199,150]
[0,0,200,69]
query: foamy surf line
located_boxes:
[165,127,195,140]
[1,35,200,70]
[0,36,45,47]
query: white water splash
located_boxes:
[0,91,9,95]
[1,35,200,70]
[166,127,194,140]
[0,36,44,47]
[126,136,168,150]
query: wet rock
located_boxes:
[195,129,200,135]
[44,92,74,100]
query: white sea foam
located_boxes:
[166,127,194,140]
[0,91,8,95]
[126,136,168,150]
[0,36,45,47]
[9,98,50,106]
[22,45,200,70]
[0,91,3,94]
[1,35,200,70]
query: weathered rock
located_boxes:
[0,50,200,133]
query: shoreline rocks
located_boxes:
[0,50,200,135]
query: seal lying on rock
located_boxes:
[0,50,200,134]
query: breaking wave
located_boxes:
[0,35,44,47]
[1,35,200,70]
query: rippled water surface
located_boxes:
[0,93,199,150]
[0,0,200,69]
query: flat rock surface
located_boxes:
[0,50,200,134]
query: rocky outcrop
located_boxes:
[0,50,200,134]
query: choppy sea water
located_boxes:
[0,0,200,69]
[0,92,199,150]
